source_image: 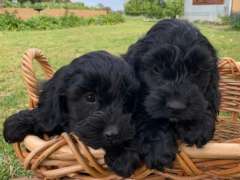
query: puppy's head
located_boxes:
[139,44,215,123]
[39,51,139,149]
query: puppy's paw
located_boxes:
[177,125,214,147]
[3,110,35,143]
[143,140,177,170]
[105,149,141,177]
[176,115,215,147]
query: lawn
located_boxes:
[0,17,240,179]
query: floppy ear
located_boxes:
[184,45,220,116]
[36,66,69,134]
[206,70,220,116]
[202,60,220,117]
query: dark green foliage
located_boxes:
[94,13,125,25]
[220,15,231,25]
[164,0,184,18]
[230,13,240,30]
[59,15,90,27]
[220,13,240,30]
[0,12,26,31]
[0,12,124,31]
[24,16,61,30]
[124,0,184,19]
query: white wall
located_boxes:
[184,0,231,22]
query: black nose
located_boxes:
[104,126,119,140]
[166,100,186,110]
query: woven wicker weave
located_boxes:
[13,48,240,180]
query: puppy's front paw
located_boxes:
[176,115,215,147]
[177,125,214,147]
[3,110,35,143]
[105,149,141,177]
[143,139,177,170]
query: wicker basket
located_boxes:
[13,48,240,180]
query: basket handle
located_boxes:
[21,48,54,108]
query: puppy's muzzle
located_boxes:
[166,100,186,111]
[103,125,120,145]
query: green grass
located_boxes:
[0,17,240,178]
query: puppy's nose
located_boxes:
[166,100,186,110]
[104,126,119,140]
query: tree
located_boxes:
[125,0,184,18]
[96,3,104,8]
[165,0,184,18]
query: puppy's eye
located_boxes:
[152,66,161,74]
[85,92,96,103]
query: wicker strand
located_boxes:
[23,137,60,169]
[179,151,202,175]
[62,133,106,178]
[72,135,110,175]
[21,48,54,107]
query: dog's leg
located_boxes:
[175,111,215,147]
[105,145,141,177]
[139,127,177,170]
[3,109,42,143]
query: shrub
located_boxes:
[94,13,125,25]
[220,16,231,25]
[0,12,26,31]
[230,13,240,30]
[59,15,90,27]
[0,12,125,31]
[220,13,240,30]
[25,16,61,30]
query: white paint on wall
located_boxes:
[184,0,232,22]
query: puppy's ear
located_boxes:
[141,44,181,73]
[206,73,220,116]
[203,65,220,116]
[36,66,69,134]
[184,45,220,116]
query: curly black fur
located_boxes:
[123,19,220,170]
[4,51,141,177]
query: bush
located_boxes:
[124,0,184,19]
[220,16,231,25]
[94,13,125,25]
[0,12,124,31]
[220,13,240,30]
[0,12,26,31]
[230,13,240,30]
[59,15,90,27]
[25,16,61,30]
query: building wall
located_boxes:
[184,0,231,22]
[0,8,108,20]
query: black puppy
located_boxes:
[124,19,220,170]
[4,51,141,177]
